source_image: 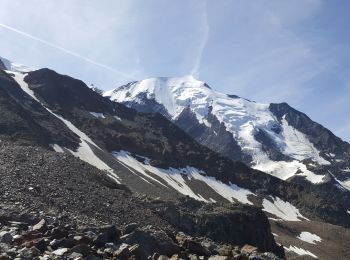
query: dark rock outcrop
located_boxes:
[150,197,285,258]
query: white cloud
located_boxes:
[190,0,209,78]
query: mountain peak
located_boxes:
[0,56,35,73]
[106,76,348,185]
[104,75,229,119]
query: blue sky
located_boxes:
[0,0,349,141]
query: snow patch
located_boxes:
[90,112,105,118]
[49,144,64,153]
[112,150,254,204]
[330,172,350,192]
[262,197,309,221]
[297,232,321,244]
[284,245,318,258]
[280,116,330,165]
[254,160,326,184]
[12,72,120,184]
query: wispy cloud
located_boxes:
[0,22,133,79]
[190,0,209,78]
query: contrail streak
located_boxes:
[0,22,133,79]
[190,1,209,78]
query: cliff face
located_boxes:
[152,197,285,257]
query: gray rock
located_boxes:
[188,254,199,260]
[216,244,233,256]
[32,219,47,232]
[33,238,47,252]
[124,223,138,234]
[0,232,13,244]
[184,239,210,256]
[73,235,93,245]
[52,248,69,256]
[18,247,33,258]
[93,225,121,247]
[121,228,179,257]
[241,245,258,255]
[104,247,114,256]
[157,256,169,260]
[208,256,229,260]
[113,245,130,259]
[71,244,91,257]
[68,252,83,259]
[30,246,41,256]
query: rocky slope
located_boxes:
[0,140,284,259]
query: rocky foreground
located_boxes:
[0,141,284,259]
[0,205,283,260]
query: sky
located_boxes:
[0,0,349,141]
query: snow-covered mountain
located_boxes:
[1,57,350,259]
[105,75,350,187]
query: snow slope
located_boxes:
[297,232,322,244]
[11,72,120,183]
[284,245,318,258]
[1,56,34,73]
[105,75,329,183]
[113,150,309,221]
[262,197,309,221]
[113,150,254,204]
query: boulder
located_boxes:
[124,223,138,234]
[71,244,91,257]
[93,225,121,247]
[48,227,67,239]
[184,239,211,256]
[73,235,93,245]
[120,228,179,257]
[33,238,47,252]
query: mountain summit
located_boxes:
[105,76,350,188]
